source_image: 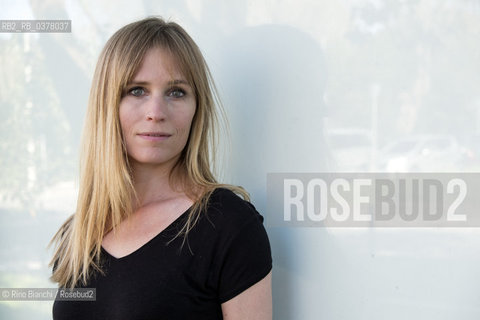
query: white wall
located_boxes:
[1,0,479,319]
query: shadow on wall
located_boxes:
[215,24,333,320]
[216,24,328,193]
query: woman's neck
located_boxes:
[130,160,185,209]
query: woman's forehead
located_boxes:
[129,47,186,82]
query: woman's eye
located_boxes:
[168,88,186,98]
[128,87,145,97]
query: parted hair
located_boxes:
[49,17,247,289]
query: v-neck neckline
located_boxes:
[101,206,191,262]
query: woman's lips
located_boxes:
[137,132,172,141]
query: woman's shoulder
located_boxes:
[209,187,258,214]
[203,187,264,230]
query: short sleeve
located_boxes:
[215,208,272,303]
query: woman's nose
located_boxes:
[145,95,167,121]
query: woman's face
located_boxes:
[119,47,196,170]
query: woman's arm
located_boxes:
[221,271,272,320]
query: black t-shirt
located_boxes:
[52,188,272,319]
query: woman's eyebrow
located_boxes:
[127,80,149,86]
[126,79,190,86]
[167,79,189,86]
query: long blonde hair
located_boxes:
[49,17,248,289]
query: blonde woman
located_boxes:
[50,17,272,319]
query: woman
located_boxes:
[49,17,272,319]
